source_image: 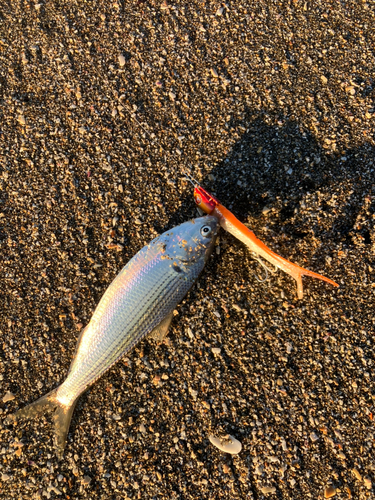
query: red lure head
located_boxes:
[193,185,220,215]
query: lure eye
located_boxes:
[200,225,212,237]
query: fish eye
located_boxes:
[200,225,212,237]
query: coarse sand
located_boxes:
[0,1,374,499]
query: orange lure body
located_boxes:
[193,184,338,299]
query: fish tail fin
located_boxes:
[5,389,77,460]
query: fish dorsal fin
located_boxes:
[148,312,174,342]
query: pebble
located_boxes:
[363,476,372,490]
[2,391,15,403]
[118,54,126,67]
[189,387,198,400]
[310,432,319,442]
[17,115,26,125]
[1,473,10,482]
[260,486,276,494]
[255,464,264,475]
[209,434,242,454]
[222,463,230,474]
[48,485,62,495]
[324,486,336,498]
[210,68,219,78]
[211,347,221,355]
[352,468,362,481]
[82,476,91,486]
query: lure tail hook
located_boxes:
[252,255,278,283]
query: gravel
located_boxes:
[1,0,374,499]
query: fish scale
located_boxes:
[58,233,208,404]
[5,216,219,459]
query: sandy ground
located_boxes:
[0,1,374,499]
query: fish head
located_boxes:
[164,216,219,265]
[193,186,220,215]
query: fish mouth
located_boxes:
[203,236,218,262]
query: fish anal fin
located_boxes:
[149,312,173,343]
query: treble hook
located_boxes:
[252,255,278,283]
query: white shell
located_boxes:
[209,434,242,454]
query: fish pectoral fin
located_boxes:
[148,312,174,343]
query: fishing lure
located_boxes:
[185,173,339,299]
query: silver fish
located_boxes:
[5,215,219,458]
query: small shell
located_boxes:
[209,434,242,454]
[3,391,15,403]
